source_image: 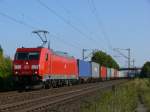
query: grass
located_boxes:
[138,79,150,112]
[81,79,144,112]
[81,78,150,112]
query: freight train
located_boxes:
[13,47,128,89]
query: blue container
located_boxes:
[77,60,92,78]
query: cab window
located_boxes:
[29,52,39,60]
[15,52,40,60]
[15,52,28,60]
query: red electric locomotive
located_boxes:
[13,30,78,89]
[13,47,78,88]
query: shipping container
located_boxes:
[91,62,100,78]
[116,70,119,79]
[100,66,107,80]
[119,71,127,78]
[114,69,118,79]
[111,68,114,79]
[107,68,111,80]
[77,60,92,78]
[128,71,136,78]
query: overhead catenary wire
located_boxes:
[0,1,92,60]
[0,11,82,52]
[36,0,99,44]
[55,0,105,48]
[0,1,108,59]
[0,12,36,29]
[50,33,81,50]
[88,0,113,50]
[20,13,82,49]
[56,0,93,35]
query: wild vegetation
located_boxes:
[137,79,150,111]
[0,45,13,90]
[81,80,138,112]
[141,61,150,78]
[91,51,119,69]
[81,79,150,112]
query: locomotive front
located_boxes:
[13,48,42,86]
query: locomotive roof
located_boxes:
[16,47,75,59]
[16,48,43,52]
[53,51,74,58]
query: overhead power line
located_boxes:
[0,12,36,29]
[36,0,98,44]
[55,0,105,48]
[20,12,83,49]
[56,0,92,34]
[0,11,82,51]
[88,0,113,50]
[50,33,81,50]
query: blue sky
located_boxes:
[0,0,150,67]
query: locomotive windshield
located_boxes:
[15,52,40,60]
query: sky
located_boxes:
[0,0,150,67]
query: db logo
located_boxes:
[24,65,29,69]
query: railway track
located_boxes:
[0,82,111,105]
[0,83,106,104]
[0,80,127,112]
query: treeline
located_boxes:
[0,45,13,90]
[140,61,150,78]
[91,51,119,69]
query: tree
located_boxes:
[0,45,12,78]
[141,61,150,78]
[0,45,13,90]
[0,45,3,56]
[91,51,119,69]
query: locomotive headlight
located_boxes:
[34,71,38,74]
[14,65,21,69]
[31,65,39,70]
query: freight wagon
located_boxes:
[91,62,100,82]
[111,68,115,79]
[107,68,111,80]
[114,69,118,79]
[77,60,91,83]
[118,71,127,79]
[100,66,107,81]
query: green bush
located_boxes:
[0,45,13,90]
[141,62,150,78]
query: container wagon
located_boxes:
[114,69,118,79]
[107,68,111,80]
[111,68,114,79]
[91,62,100,82]
[77,60,91,83]
[100,66,107,81]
